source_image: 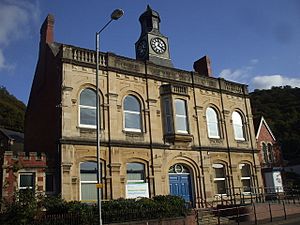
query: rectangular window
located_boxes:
[80,107,96,127]
[213,164,227,195]
[19,173,35,190]
[240,163,252,193]
[46,174,55,193]
[163,98,173,134]
[80,162,98,202]
[175,99,188,134]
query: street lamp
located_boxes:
[95,8,124,225]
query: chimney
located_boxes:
[193,55,212,77]
[40,14,55,44]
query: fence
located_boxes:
[196,187,300,225]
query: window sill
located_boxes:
[164,133,193,143]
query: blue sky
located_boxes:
[1,0,300,104]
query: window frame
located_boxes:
[239,163,252,194]
[79,161,98,203]
[232,111,245,141]
[78,88,97,129]
[45,173,55,194]
[19,172,35,190]
[206,107,220,139]
[163,97,173,134]
[212,163,227,195]
[174,98,189,134]
[123,95,142,132]
[126,162,146,183]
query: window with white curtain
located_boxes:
[206,107,220,138]
[124,95,142,132]
[79,88,97,128]
[80,162,98,202]
[232,111,245,141]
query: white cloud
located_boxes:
[251,75,300,90]
[219,67,252,84]
[219,59,300,91]
[0,0,40,72]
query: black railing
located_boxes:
[196,186,300,225]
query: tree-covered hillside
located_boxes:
[250,86,300,164]
[0,86,26,132]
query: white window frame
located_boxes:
[239,163,252,194]
[126,162,146,183]
[123,95,142,132]
[232,111,245,141]
[174,99,188,134]
[79,162,98,203]
[206,107,220,139]
[78,89,97,129]
[19,172,35,190]
[213,163,227,196]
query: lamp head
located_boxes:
[111,9,124,20]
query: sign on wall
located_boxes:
[126,181,149,198]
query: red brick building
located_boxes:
[1,151,47,200]
[255,117,284,193]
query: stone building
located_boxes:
[25,6,263,207]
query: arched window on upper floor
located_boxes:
[232,111,245,141]
[79,88,97,128]
[206,107,220,139]
[123,95,142,132]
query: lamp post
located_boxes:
[95,8,124,225]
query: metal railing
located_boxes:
[196,186,300,225]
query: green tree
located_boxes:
[0,86,26,132]
[250,86,300,164]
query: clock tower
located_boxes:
[135,5,173,67]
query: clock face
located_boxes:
[137,40,147,57]
[150,37,166,54]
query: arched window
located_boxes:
[175,99,188,133]
[79,88,97,128]
[206,107,220,138]
[80,162,97,202]
[124,95,142,132]
[232,111,245,140]
[240,163,252,193]
[267,143,274,162]
[262,143,268,163]
[212,163,227,195]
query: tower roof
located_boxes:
[139,5,160,23]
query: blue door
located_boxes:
[169,173,193,203]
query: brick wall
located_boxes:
[2,151,47,200]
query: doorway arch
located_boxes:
[168,164,193,204]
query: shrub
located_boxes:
[0,193,189,224]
